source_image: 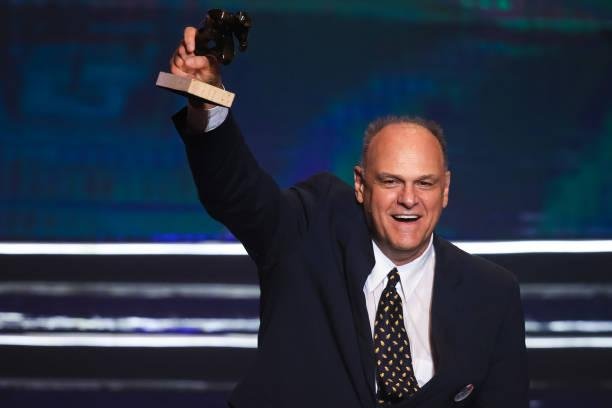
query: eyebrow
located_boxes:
[376,173,439,181]
[417,174,439,180]
[376,172,402,180]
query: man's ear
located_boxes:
[442,170,451,208]
[354,165,365,204]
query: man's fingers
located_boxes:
[185,56,211,70]
[183,26,197,53]
[170,64,190,78]
[169,28,222,86]
[177,43,188,59]
[172,52,184,68]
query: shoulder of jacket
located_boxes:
[435,236,519,292]
[289,172,353,203]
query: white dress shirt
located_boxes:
[363,237,436,387]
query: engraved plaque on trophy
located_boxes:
[156,9,251,108]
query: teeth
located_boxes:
[393,215,419,220]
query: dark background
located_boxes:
[1,1,611,407]
[1,0,611,242]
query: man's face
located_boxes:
[354,123,450,265]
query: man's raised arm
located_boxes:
[169,27,286,267]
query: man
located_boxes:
[169,27,528,407]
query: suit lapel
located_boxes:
[339,204,377,405]
[429,235,463,373]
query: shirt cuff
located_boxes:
[186,105,230,134]
[206,105,229,132]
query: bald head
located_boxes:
[361,116,448,170]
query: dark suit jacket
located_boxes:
[174,109,529,408]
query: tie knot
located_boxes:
[386,268,400,287]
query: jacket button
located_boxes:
[453,384,474,402]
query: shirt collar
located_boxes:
[364,234,434,293]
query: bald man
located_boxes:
[170,27,528,408]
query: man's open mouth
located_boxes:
[391,214,421,223]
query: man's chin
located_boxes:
[386,239,430,263]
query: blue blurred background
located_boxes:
[1,0,611,242]
[1,1,612,407]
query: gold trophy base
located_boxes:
[156,72,235,108]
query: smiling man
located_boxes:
[354,118,450,266]
[170,27,528,408]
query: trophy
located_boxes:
[156,9,252,108]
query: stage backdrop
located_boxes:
[1,0,611,242]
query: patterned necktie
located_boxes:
[374,268,420,405]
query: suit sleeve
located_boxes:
[476,281,529,407]
[172,108,287,267]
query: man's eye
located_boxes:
[417,180,434,187]
[383,179,399,186]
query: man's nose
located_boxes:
[397,185,418,207]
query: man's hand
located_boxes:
[170,26,222,109]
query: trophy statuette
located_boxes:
[156,9,251,108]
